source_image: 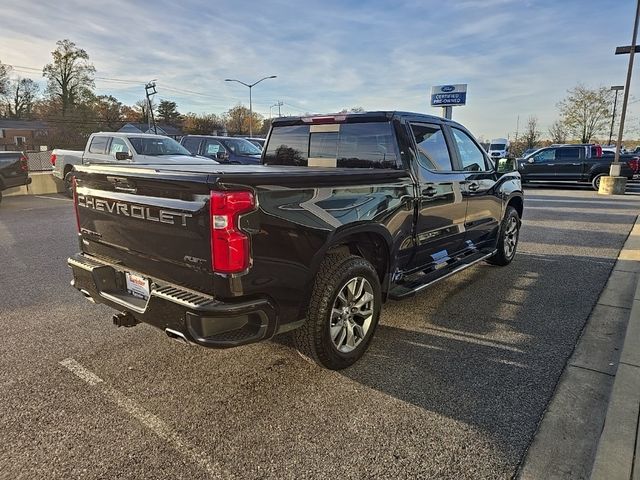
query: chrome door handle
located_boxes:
[422,186,437,197]
[468,183,479,192]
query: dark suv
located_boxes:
[517,144,634,190]
[0,151,31,204]
[180,135,262,164]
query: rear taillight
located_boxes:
[72,176,80,232]
[627,157,640,174]
[210,190,256,274]
[19,155,28,172]
[50,154,57,166]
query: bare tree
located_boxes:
[557,84,611,143]
[548,119,568,143]
[0,61,10,97]
[42,39,95,116]
[521,116,541,149]
[6,78,39,119]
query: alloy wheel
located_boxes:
[329,276,375,353]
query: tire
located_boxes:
[591,173,605,191]
[63,171,74,198]
[487,206,520,266]
[293,253,382,370]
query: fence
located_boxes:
[27,151,53,172]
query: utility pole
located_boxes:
[612,0,639,172]
[145,81,158,135]
[225,76,277,136]
[270,101,283,119]
[514,115,520,145]
[608,86,624,146]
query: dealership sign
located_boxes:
[430,84,467,107]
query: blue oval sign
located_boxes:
[441,85,455,92]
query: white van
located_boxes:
[488,138,510,159]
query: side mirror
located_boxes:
[527,158,535,164]
[115,151,132,161]
[216,151,229,161]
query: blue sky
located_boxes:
[1,0,638,139]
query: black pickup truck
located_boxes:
[0,151,31,204]
[68,111,523,369]
[517,144,635,190]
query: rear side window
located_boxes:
[410,123,452,171]
[265,122,400,169]
[557,147,581,159]
[88,136,108,154]
[182,137,201,154]
[264,125,310,166]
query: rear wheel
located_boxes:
[487,206,520,266]
[63,171,74,198]
[591,173,605,191]
[293,253,381,370]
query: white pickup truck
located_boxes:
[51,132,216,196]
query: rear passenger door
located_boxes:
[555,146,583,180]
[83,136,112,165]
[448,126,502,251]
[409,121,469,271]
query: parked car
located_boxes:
[521,148,539,158]
[52,133,215,196]
[0,151,31,204]
[180,135,262,164]
[600,150,640,177]
[488,138,510,159]
[243,137,266,149]
[517,144,634,190]
[68,111,523,369]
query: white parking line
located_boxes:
[525,198,640,206]
[34,195,72,202]
[59,357,227,479]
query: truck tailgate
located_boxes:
[74,166,215,294]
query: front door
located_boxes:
[449,127,502,251]
[521,147,557,181]
[408,121,468,272]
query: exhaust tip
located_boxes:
[165,328,191,346]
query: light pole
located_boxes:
[608,86,624,146]
[225,76,277,136]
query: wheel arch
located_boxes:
[506,194,523,219]
[296,224,394,322]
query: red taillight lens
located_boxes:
[50,154,57,166]
[628,157,640,174]
[210,190,256,273]
[72,176,80,232]
[19,155,28,172]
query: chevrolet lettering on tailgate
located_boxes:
[77,195,193,226]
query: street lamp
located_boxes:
[225,76,277,136]
[608,86,624,147]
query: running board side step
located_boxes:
[388,250,496,300]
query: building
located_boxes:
[118,123,183,139]
[0,119,48,151]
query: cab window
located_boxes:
[88,136,108,154]
[451,128,489,172]
[410,123,452,171]
[109,138,129,156]
[533,149,556,162]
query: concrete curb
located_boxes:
[4,172,64,196]
[591,221,640,480]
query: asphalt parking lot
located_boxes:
[1,185,640,480]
